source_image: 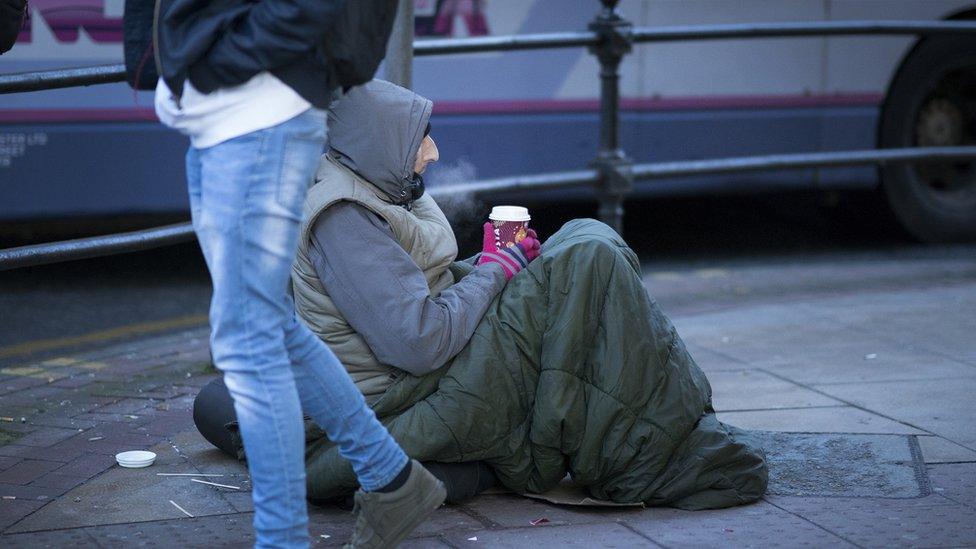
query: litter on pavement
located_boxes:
[190,478,240,490]
[156,473,225,477]
[169,500,194,518]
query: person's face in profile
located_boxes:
[414,135,439,175]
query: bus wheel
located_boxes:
[880,35,976,242]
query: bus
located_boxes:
[1,0,975,241]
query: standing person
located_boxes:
[152,1,445,547]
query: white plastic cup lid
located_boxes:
[116,450,156,467]
[489,206,531,222]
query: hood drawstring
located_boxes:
[401,173,425,211]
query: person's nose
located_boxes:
[427,137,439,163]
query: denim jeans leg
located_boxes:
[191,110,326,548]
[282,302,408,491]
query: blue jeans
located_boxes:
[186,109,408,548]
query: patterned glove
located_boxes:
[477,222,541,280]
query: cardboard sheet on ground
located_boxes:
[488,476,645,508]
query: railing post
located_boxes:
[588,0,634,234]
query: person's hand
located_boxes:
[477,222,541,280]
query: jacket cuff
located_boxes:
[478,261,510,288]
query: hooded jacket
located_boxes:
[326,80,433,205]
[292,80,457,397]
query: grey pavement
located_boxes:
[1,241,975,547]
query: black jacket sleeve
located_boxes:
[188,0,347,92]
[0,0,26,55]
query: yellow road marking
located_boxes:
[695,268,730,279]
[0,365,43,376]
[0,358,107,380]
[649,271,684,281]
[0,314,208,360]
[42,357,81,367]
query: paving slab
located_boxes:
[717,406,927,435]
[0,481,65,501]
[674,307,842,361]
[340,504,492,544]
[0,460,61,485]
[683,344,752,373]
[764,494,957,512]
[768,495,976,548]
[718,331,935,373]
[0,456,20,471]
[917,436,976,464]
[25,416,99,430]
[0,376,51,395]
[400,537,452,547]
[7,438,237,533]
[0,525,102,547]
[760,352,976,386]
[441,522,655,548]
[708,369,842,412]
[11,427,84,448]
[51,453,117,478]
[812,377,976,448]
[803,285,976,365]
[0,443,86,463]
[928,463,976,508]
[27,472,87,492]
[169,429,248,477]
[0,499,46,531]
[676,292,976,381]
[458,493,643,529]
[308,504,486,544]
[2,514,255,548]
[756,433,925,498]
[623,500,854,548]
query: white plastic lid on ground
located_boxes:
[115,450,157,468]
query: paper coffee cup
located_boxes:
[489,206,531,249]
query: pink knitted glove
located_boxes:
[477,222,541,280]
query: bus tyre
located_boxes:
[880,35,976,242]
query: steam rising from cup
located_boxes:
[427,158,481,224]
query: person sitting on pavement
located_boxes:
[194,79,769,509]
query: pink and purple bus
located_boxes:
[2,0,975,240]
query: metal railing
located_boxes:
[2,1,976,270]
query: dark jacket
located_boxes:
[0,0,26,55]
[155,0,345,108]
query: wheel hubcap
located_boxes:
[916,98,964,148]
[911,67,976,202]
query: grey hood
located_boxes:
[326,79,433,205]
